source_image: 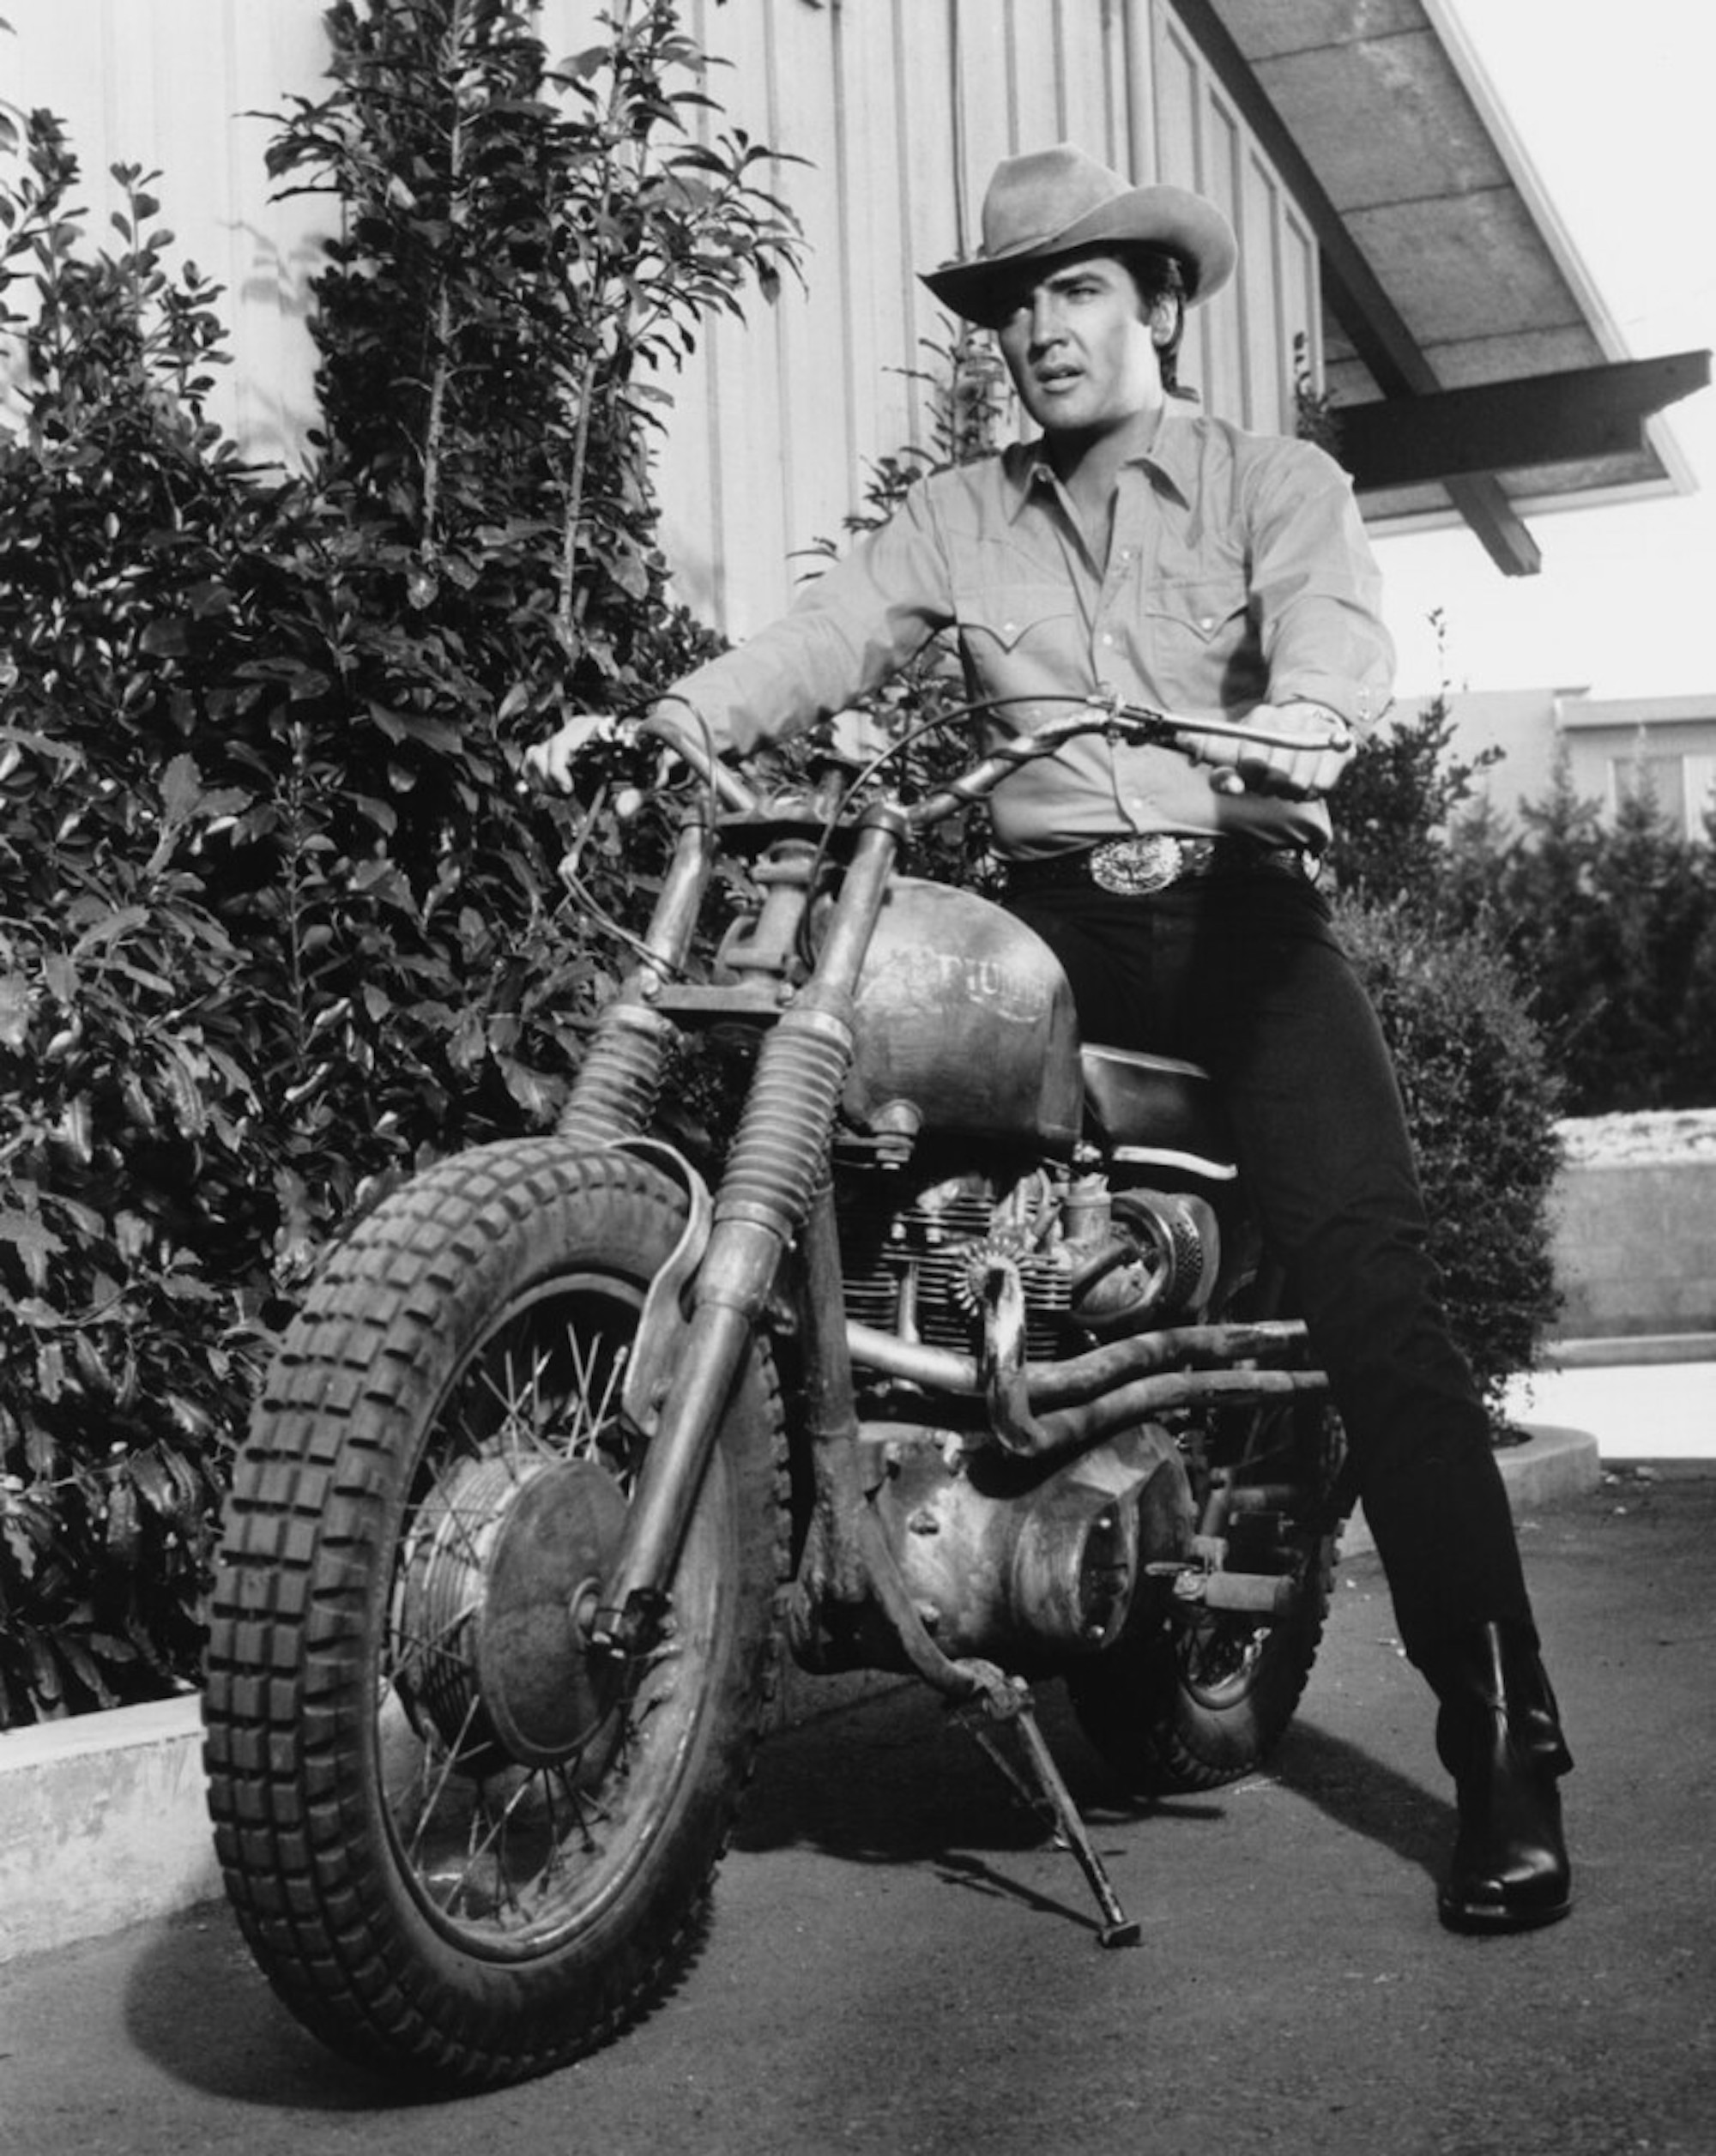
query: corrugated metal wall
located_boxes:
[3,0,1320,637]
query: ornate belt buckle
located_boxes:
[1089,835,1184,895]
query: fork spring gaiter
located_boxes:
[556,1000,672,1149]
[715,1006,851,1241]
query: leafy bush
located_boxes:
[1331,672,1500,912]
[0,126,290,1715]
[1335,896,1564,1422]
[0,0,797,1724]
[1310,661,1566,1406]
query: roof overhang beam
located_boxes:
[1333,351,1713,493]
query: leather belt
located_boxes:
[1004,833,1314,898]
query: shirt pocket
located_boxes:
[1142,572,1264,705]
[953,583,1079,712]
[1144,574,1251,646]
[953,583,1077,657]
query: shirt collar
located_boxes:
[1139,407,1199,507]
[1005,405,1199,520]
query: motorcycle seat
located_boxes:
[1079,1045,1237,1179]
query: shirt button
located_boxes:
[1199,615,1216,631]
[1102,632,1115,647]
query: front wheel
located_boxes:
[203,1143,786,2092]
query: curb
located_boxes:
[1544,1332,1716,1369]
[0,1424,1606,1966]
[1338,1422,1602,1559]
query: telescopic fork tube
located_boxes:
[590,806,909,1653]
[557,806,718,1150]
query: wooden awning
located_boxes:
[1180,0,1710,576]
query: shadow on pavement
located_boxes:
[119,1908,436,2113]
[116,1666,1451,2109]
[1268,1718,1452,1881]
[735,1661,1451,1893]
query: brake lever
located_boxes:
[549,781,630,891]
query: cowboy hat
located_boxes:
[920,144,1237,325]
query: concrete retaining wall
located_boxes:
[0,1695,220,1961]
[1551,1159,1716,1340]
[0,1662,899,1963]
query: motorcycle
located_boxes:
[202,695,1350,2091]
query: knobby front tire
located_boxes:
[203,1142,787,2092]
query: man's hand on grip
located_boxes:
[1183,700,1355,801]
[523,712,621,794]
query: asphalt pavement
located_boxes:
[1,1449,1712,2156]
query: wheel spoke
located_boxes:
[559,1324,631,1467]
[374,1280,693,1948]
[402,1692,488,1859]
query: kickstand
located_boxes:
[957,1681,1141,1949]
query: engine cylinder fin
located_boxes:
[836,1176,1069,1360]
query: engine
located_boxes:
[835,1157,1221,1359]
[818,1154,1229,1674]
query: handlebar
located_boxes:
[899,698,1350,829]
[621,695,1350,830]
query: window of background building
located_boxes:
[1610,752,1715,840]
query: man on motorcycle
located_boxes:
[530,143,1572,1935]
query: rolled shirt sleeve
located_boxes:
[663,484,956,758]
[1242,436,1394,735]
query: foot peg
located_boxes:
[959,1680,1140,1948]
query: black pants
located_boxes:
[1010,865,1534,1662]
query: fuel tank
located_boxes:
[842,878,1083,1154]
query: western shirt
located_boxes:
[665,408,1394,857]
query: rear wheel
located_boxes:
[203,1143,785,2091]
[1068,1398,1343,1794]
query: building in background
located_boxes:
[1444,687,1716,840]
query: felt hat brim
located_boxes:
[920,149,1237,326]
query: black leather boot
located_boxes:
[1417,1621,1573,1933]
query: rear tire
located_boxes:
[1068,1399,1342,1795]
[203,1142,785,2091]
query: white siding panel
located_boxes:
[1200,88,1247,422]
[767,0,853,597]
[1146,0,1315,438]
[896,0,965,431]
[1060,0,1132,172]
[1240,148,1284,429]
[1149,7,1204,190]
[835,0,921,475]
[952,1,1018,239]
[1282,204,1321,394]
[1007,0,1071,152]
[682,0,796,633]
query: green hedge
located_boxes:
[0,0,797,1725]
